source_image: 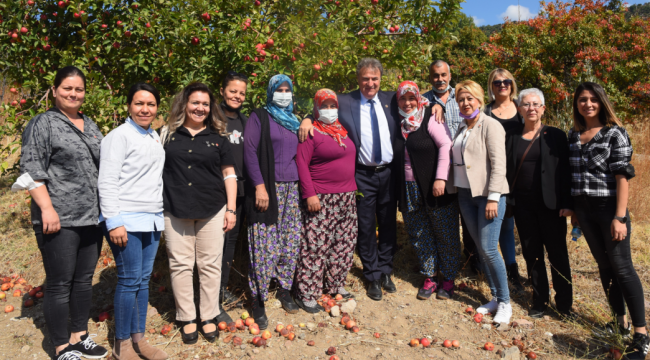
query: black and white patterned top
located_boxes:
[568,125,633,197]
[20,108,103,227]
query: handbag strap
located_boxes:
[512,125,543,188]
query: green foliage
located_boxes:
[0,0,466,174]
[627,2,650,19]
[483,0,650,129]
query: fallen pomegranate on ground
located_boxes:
[307,340,315,346]
[409,338,419,347]
[4,305,14,313]
[420,338,431,347]
[484,342,494,351]
[443,339,452,348]
[327,346,336,355]
[160,324,172,335]
[527,351,538,359]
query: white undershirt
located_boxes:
[452,126,472,189]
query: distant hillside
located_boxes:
[479,24,502,37]
[627,2,650,19]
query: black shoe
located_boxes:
[594,320,632,338]
[251,295,268,330]
[626,332,650,359]
[199,319,219,343]
[56,350,83,360]
[216,303,233,324]
[276,288,299,314]
[178,319,199,345]
[506,263,525,294]
[528,307,546,319]
[367,280,382,301]
[221,286,239,305]
[380,273,397,293]
[66,333,108,359]
[294,297,324,314]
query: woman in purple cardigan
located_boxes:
[243,74,301,328]
[294,89,358,313]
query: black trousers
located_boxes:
[514,194,572,312]
[34,224,103,346]
[574,195,646,327]
[355,166,397,282]
[461,214,479,267]
[220,197,245,291]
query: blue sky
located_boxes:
[462,0,648,26]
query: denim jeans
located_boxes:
[104,226,161,340]
[457,188,510,303]
[499,217,516,266]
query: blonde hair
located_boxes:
[487,68,518,102]
[160,82,228,144]
[455,80,485,110]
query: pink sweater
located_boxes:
[297,130,357,199]
[404,120,452,181]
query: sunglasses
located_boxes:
[227,70,249,80]
[492,79,513,87]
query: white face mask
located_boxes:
[318,109,338,124]
[399,107,418,119]
[272,92,292,108]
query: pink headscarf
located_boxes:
[397,81,430,140]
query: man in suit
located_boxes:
[299,58,441,300]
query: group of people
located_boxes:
[15,57,648,360]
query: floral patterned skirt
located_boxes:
[403,181,461,280]
[247,181,302,301]
[294,191,358,303]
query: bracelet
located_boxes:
[223,174,237,181]
[226,208,237,215]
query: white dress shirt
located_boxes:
[358,94,393,166]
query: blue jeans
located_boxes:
[457,188,510,303]
[499,217,516,266]
[105,227,161,340]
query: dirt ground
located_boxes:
[1,180,649,360]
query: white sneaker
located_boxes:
[477,300,498,315]
[492,302,512,324]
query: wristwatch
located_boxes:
[614,216,628,224]
[226,209,237,215]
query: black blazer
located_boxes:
[505,123,573,210]
[336,89,405,200]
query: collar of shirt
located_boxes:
[175,125,214,137]
[432,88,456,108]
[360,92,380,106]
[126,117,155,138]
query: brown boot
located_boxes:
[112,339,140,360]
[133,338,168,360]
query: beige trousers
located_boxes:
[164,207,225,321]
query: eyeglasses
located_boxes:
[227,70,249,80]
[492,79,513,87]
[520,103,544,109]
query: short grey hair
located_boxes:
[356,58,384,77]
[429,60,450,73]
[518,88,545,106]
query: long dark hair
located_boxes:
[161,82,228,144]
[572,82,622,131]
[54,66,86,89]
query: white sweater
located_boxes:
[98,119,165,219]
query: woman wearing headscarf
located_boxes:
[294,89,358,313]
[243,74,301,328]
[395,81,460,301]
